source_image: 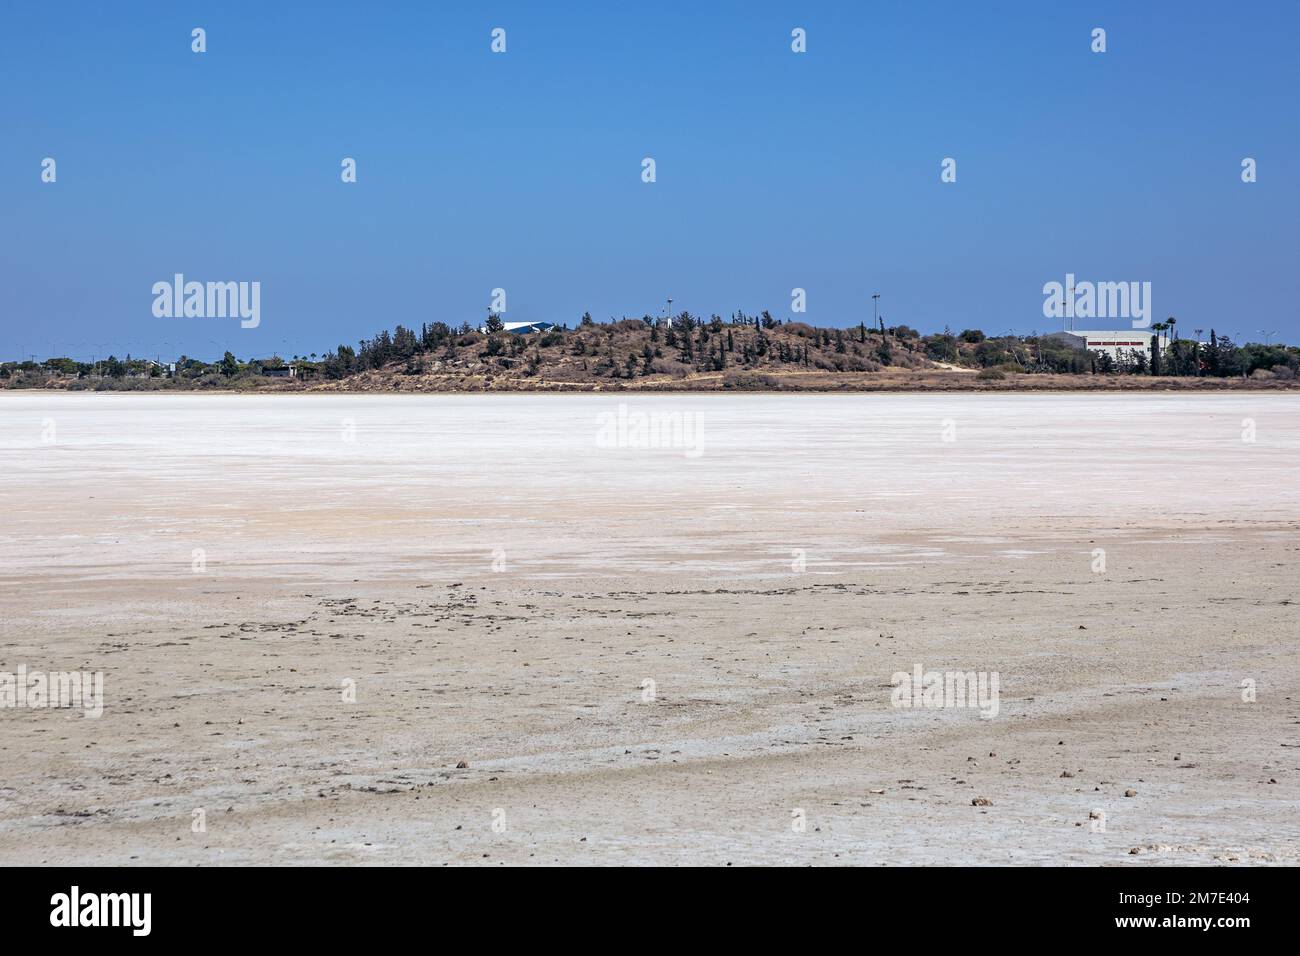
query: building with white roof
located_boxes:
[1042,329,1157,363]
[478,320,556,334]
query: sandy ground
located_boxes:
[1,392,1297,866]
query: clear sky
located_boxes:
[3,1,1297,362]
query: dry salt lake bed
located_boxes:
[1,392,1297,865]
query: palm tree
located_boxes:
[1149,321,1168,375]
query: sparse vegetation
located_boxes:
[5,314,1298,391]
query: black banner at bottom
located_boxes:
[0,865,1278,942]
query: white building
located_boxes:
[1044,330,1157,364]
[478,320,556,334]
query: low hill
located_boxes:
[8,314,1299,391]
[312,317,934,392]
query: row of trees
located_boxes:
[262,316,1300,383]
[9,315,1299,385]
[0,351,308,386]
[933,324,1299,379]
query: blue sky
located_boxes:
[3,1,1297,361]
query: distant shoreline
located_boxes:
[11,317,1297,395]
[6,372,1300,396]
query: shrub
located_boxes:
[722,372,783,389]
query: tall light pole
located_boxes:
[872,293,881,332]
[666,298,673,323]
[1259,329,1277,345]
